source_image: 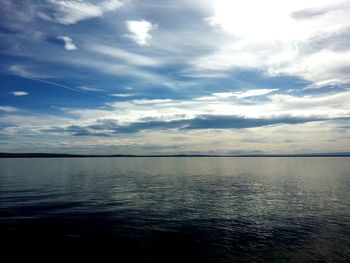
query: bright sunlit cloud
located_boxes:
[198,0,350,86]
[208,0,349,41]
[126,20,157,45]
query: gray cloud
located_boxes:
[291,2,350,20]
[0,0,37,32]
[299,27,350,56]
[292,8,333,20]
[43,115,326,137]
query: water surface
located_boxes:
[0,157,349,262]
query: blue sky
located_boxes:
[1,0,350,154]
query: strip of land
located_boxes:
[1,152,350,158]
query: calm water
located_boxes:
[0,157,350,262]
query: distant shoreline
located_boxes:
[1,153,350,158]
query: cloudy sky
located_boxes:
[1,0,350,154]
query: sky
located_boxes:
[1,0,350,154]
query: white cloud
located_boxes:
[100,89,350,124]
[10,91,28,96]
[8,64,58,80]
[57,36,77,50]
[269,49,350,85]
[8,65,41,79]
[3,88,350,154]
[65,56,167,83]
[193,0,350,86]
[212,89,278,99]
[304,79,348,90]
[78,86,104,92]
[110,93,136,97]
[0,106,19,112]
[88,44,159,66]
[2,121,349,154]
[269,90,350,109]
[45,0,123,25]
[195,89,278,101]
[132,99,173,105]
[208,0,349,42]
[126,20,157,45]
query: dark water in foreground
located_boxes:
[0,157,350,262]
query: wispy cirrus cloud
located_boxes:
[196,89,278,100]
[0,0,37,32]
[64,56,168,83]
[87,43,160,66]
[8,65,45,79]
[7,64,112,100]
[38,0,124,25]
[0,106,20,112]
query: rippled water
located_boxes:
[1,157,350,262]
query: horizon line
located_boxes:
[1,152,350,158]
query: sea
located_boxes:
[0,157,349,262]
